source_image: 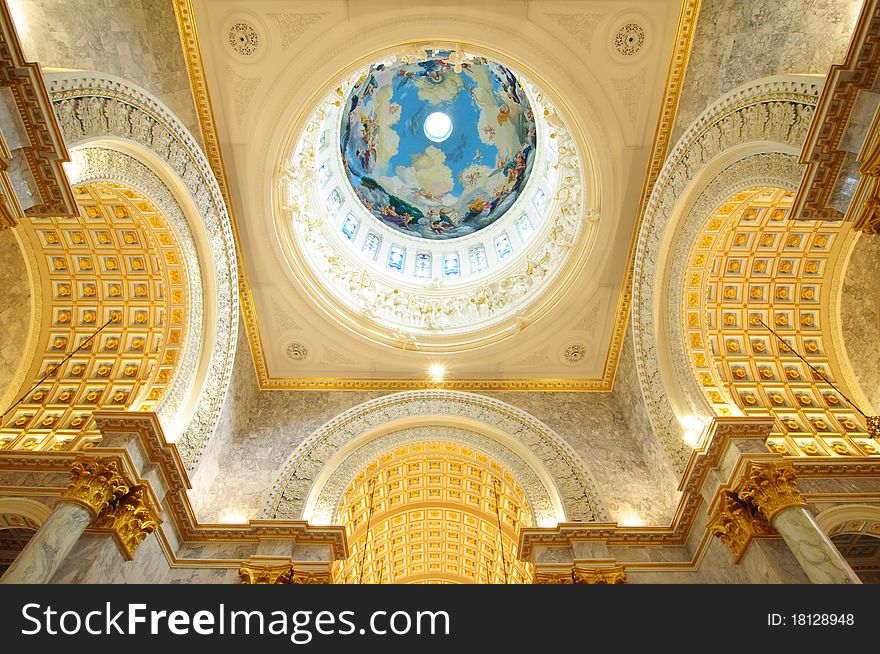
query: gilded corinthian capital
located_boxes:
[239,561,293,584]
[290,569,333,584]
[61,456,131,518]
[707,490,774,563]
[736,462,806,524]
[93,486,160,559]
[532,570,574,584]
[572,565,627,585]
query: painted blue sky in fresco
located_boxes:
[340,53,537,240]
[387,72,499,199]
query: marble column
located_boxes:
[0,457,130,584]
[770,506,860,584]
[737,462,860,585]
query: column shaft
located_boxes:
[0,502,93,584]
[772,506,861,584]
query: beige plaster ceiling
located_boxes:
[188,0,683,388]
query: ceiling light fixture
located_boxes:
[428,364,446,380]
[62,159,80,183]
[681,414,706,447]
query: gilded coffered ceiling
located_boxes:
[0,181,189,453]
[683,186,877,458]
[333,442,533,584]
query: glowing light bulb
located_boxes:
[681,414,704,431]
[62,159,80,183]
[681,414,706,448]
[618,510,643,527]
[428,364,446,380]
[218,508,249,524]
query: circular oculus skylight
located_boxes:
[424,112,453,142]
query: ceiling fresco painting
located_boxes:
[340,51,537,240]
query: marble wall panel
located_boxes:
[673,0,861,143]
[484,389,675,525]
[174,540,257,561]
[14,0,202,144]
[50,532,171,583]
[195,324,679,525]
[840,233,880,413]
[189,314,262,513]
[164,567,239,584]
[0,229,32,401]
[608,324,681,518]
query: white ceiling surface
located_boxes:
[192,0,680,381]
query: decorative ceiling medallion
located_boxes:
[227,21,260,57]
[277,46,590,350]
[340,51,537,240]
[563,343,587,363]
[285,341,310,361]
[613,22,646,57]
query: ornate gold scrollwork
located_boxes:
[854,195,880,235]
[867,415,880,439]
[239,561,293,584]
[572,564,627,584]
[532,564,627,584]
[92,486,160,560]
[290,569,333,585]
[532,570,574,584]
[736,462,807,524]
[707,490,775,563]
[61,456,131,518]
[239,561,334,585]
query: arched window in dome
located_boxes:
[494,233,512,260]
[362,232,381,260]
[318,162,331,186]
[515,214,535,240]
[327,189,342,214]
[533,188,548,215]
[387,245,405,272]
[469,245,488,273]
[414,252,432,278]
[443,253,460,278]
[341,213,359,240]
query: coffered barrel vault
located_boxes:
[0,181,190,453]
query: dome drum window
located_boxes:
[469,245,488,273]
[363,232,381,259]
[443,253,460,278]
[414,252,432,278]
[387,245,405,273]
[494,233,512,260]
[341,213,359,240]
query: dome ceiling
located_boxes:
[340,52,537,240]
[189,0,683,387]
